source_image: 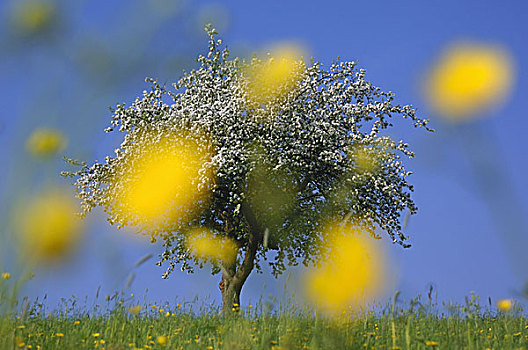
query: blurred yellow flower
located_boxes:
[1,272,10,280]
[186,228,238,263]
[350,146,380,173]
[197,3,230,34]
[11,0,55,35]
[425,340,439,347]
[16,189,83,264]
[129,305,142,314]
[497,298,513,312]
[245,45,305,105]
[156,336,167,346]
[247,159,297,231]
[112,133,213,227]
[425,43,514,121]
[26,128,67,158]
[148,0,183,18]
[303,223,386,314]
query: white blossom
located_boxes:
[66,26,432,279]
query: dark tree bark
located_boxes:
[219,201,262,315]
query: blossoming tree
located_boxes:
[67,26,431,314]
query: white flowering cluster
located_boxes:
[68,26,431,279]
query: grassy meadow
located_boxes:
[2,2,527,350]
[1,291,527,350]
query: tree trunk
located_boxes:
[219,274,242,315]
[218,245,255,315]
[218,201,262,315]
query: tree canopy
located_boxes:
[68,26,431,312]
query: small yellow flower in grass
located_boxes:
[303,222,386,314]
[74,320,80,325]
[56,333,64,337]
[129,305,142,314]
[2,272,11,280]
[186,228,238,264]
[92,333,100,338]
[26,128,67,158]
[15,188,83,264]
[17,325,25,329]
[156,336,167,346]
[425,43,514,121]
[425,340,439,347]
[110,131,213,228]
[497,299,513,311]
[245,45,306,105]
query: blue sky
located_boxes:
[1,0,528,310]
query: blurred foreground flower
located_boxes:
[1,272,10,280]
[11,0,56,36]
[156,335,167,346]
[186,228,238,264]
[304,223,386,314]
[128,305,142,314]
[148,0,184,17]
[350,145,380,174]
[111,133,213,227]
[245,45,305,105]
[196,3,230,34]
[16,189,83,264]
[247,158,297,234]
[425,43,514,121]
[26,128,67,158]
[497,298,513,312]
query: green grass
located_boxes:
[1,293,527,350]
